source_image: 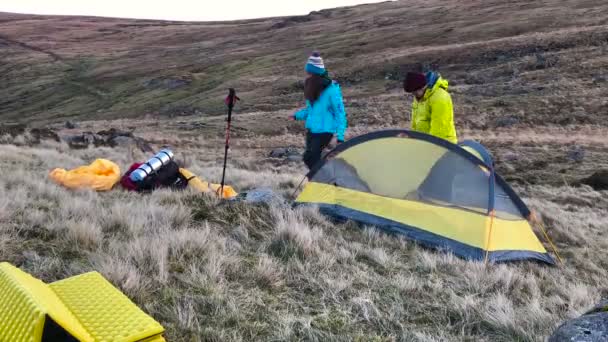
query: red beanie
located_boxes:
[403,72,427,92]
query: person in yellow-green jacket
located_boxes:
[403,71,458,144]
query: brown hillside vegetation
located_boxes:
[1,0,608,125]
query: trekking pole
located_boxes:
[291,174,308,199]
[219,88,239,198]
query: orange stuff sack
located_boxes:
[179,168,238,199]
[49,159,121,191]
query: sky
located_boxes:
[0,0,389,21]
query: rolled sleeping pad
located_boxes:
[179,168,238,199]
[130,149,174,182]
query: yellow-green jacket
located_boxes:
[411,74,458,144]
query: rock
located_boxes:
[111,136,136,148]
[0,123,27,137]
[97,128,133,138]
[269,148,288,158]
[494,116,520,128]
[549,312,608,342]
[566,145,585,163]
[286,155,302,163]
[65,121,77,129]
[63,128,152,152]
[29,128,60,143]
[64,132,98,149]
[269,147,301,159]
[235,188,289,208]
[593,74,607,84]
[586,300,608,315]
[65,136,89,149]
[580,170,608,191]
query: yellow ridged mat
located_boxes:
[179,168,238,199]
[0,262,165,342]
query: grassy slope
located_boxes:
[1,0,608,126]
[2,1,608,341]
[0,139,607,342]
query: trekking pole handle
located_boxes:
[225,88,240,110]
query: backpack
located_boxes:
[121,161,188,192]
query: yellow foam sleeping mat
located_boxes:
[0,262,165,342]
[49,159,121,191]
[179,168,238,199]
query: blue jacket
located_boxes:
[294,82,347,141]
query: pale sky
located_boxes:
[0,0,390,21]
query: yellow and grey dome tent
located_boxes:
[295,130,555,264]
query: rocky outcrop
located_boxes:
[580,170,608,191]
[64,128,153,152]
[269,147,302,162]
[29,128,60,143]
[550,301,608,342]
[549,312,608,342]
[0,123,26,137]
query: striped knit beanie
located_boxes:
[305,51,326,75]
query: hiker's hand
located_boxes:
[328,137,339,149]
[287,114,295,121]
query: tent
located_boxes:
[295,130,555,264]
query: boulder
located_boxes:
[0,123,26,137]
[566,145,585,163]
[269,147,301,159]
[269,148,288,158]
[586,300,608,315]
[593,74,607,84]
[286,155,302,163]
[234,188,289,208]
[29,128,60,143]
[97,128,133,139]
[62,127,152,152]
[65,121,77,129]
[111,136,137,148]
[64,132,102,149]
[549,312,608,342]
[494,116,520,128]
[580,170,608,191]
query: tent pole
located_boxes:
[484,167,497,266]
[484,210,496,265]
[530,211,564,265]
[291,175,308,199]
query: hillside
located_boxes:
[1,0,608,126]
[2,1,608,341]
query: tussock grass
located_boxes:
[0,141,607,341]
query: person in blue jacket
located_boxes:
[290,52,347,170]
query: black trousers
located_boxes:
[303,131,334,170]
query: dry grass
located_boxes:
[1,134,607,341]
[2,1,608,339]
